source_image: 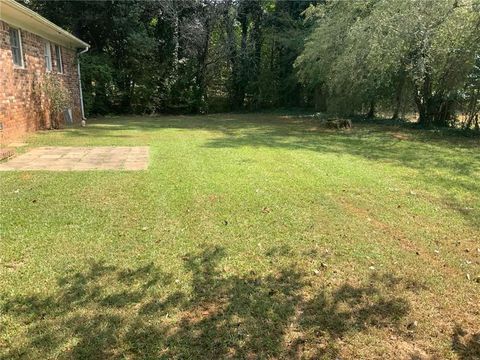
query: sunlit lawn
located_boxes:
[1,113,479,359]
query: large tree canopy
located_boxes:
[23,0,315,115]
[22,0,479,129]
[296,0,480,127]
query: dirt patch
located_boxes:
[391,132,411,141]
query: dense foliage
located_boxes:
[42,74,72,129]
[23,0,479,128]
[24,0,316,115]
[296,0,480,127]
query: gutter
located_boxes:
[3,0,89,49]
[77,46,89,120]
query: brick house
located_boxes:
[0,0,89,145]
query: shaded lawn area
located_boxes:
[1,113,479,359]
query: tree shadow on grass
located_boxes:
[62,115,480,198]
[203,124,479,178]
[2,246,413,359]
[196,116,480,229]
[451,324,480,359]
[74,114,480,188]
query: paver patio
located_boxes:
[0,146,149,171]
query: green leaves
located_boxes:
[296,0,480,122]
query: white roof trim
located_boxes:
[0,0,89,50]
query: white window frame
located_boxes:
[44,41,52,72]
[9,27,24,68]
[54,44,63,74]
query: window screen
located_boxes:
[44,41,52,71]
[9,28,23,67]
[54,45,63,73]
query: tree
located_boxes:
[25,0,477,127]
[26,0,319,115]
[296,0,480,126]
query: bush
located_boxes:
[42,75,72,129]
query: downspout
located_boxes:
[77,46,89,120]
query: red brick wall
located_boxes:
[0,20,82,145]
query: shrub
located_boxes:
[42,75,72,129]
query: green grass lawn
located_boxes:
[1,113,479,359]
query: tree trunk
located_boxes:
[119,77,132,113]
[414,95,427,126]
[237,11,248,109]
[224,3,241,110]
[314,84,327,112]
[194,17,211,114]
[433,99,453,127]
[250,3,262,109]
[366,100,375,118]
[464,90,479,130]
[392,70,405,120]
[171,9,179,84]
[415,72,434,127]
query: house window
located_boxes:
[54,45,63,73]
[44,41,52,71]
[9,28,24,67]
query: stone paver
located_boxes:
[0,146,149,171]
